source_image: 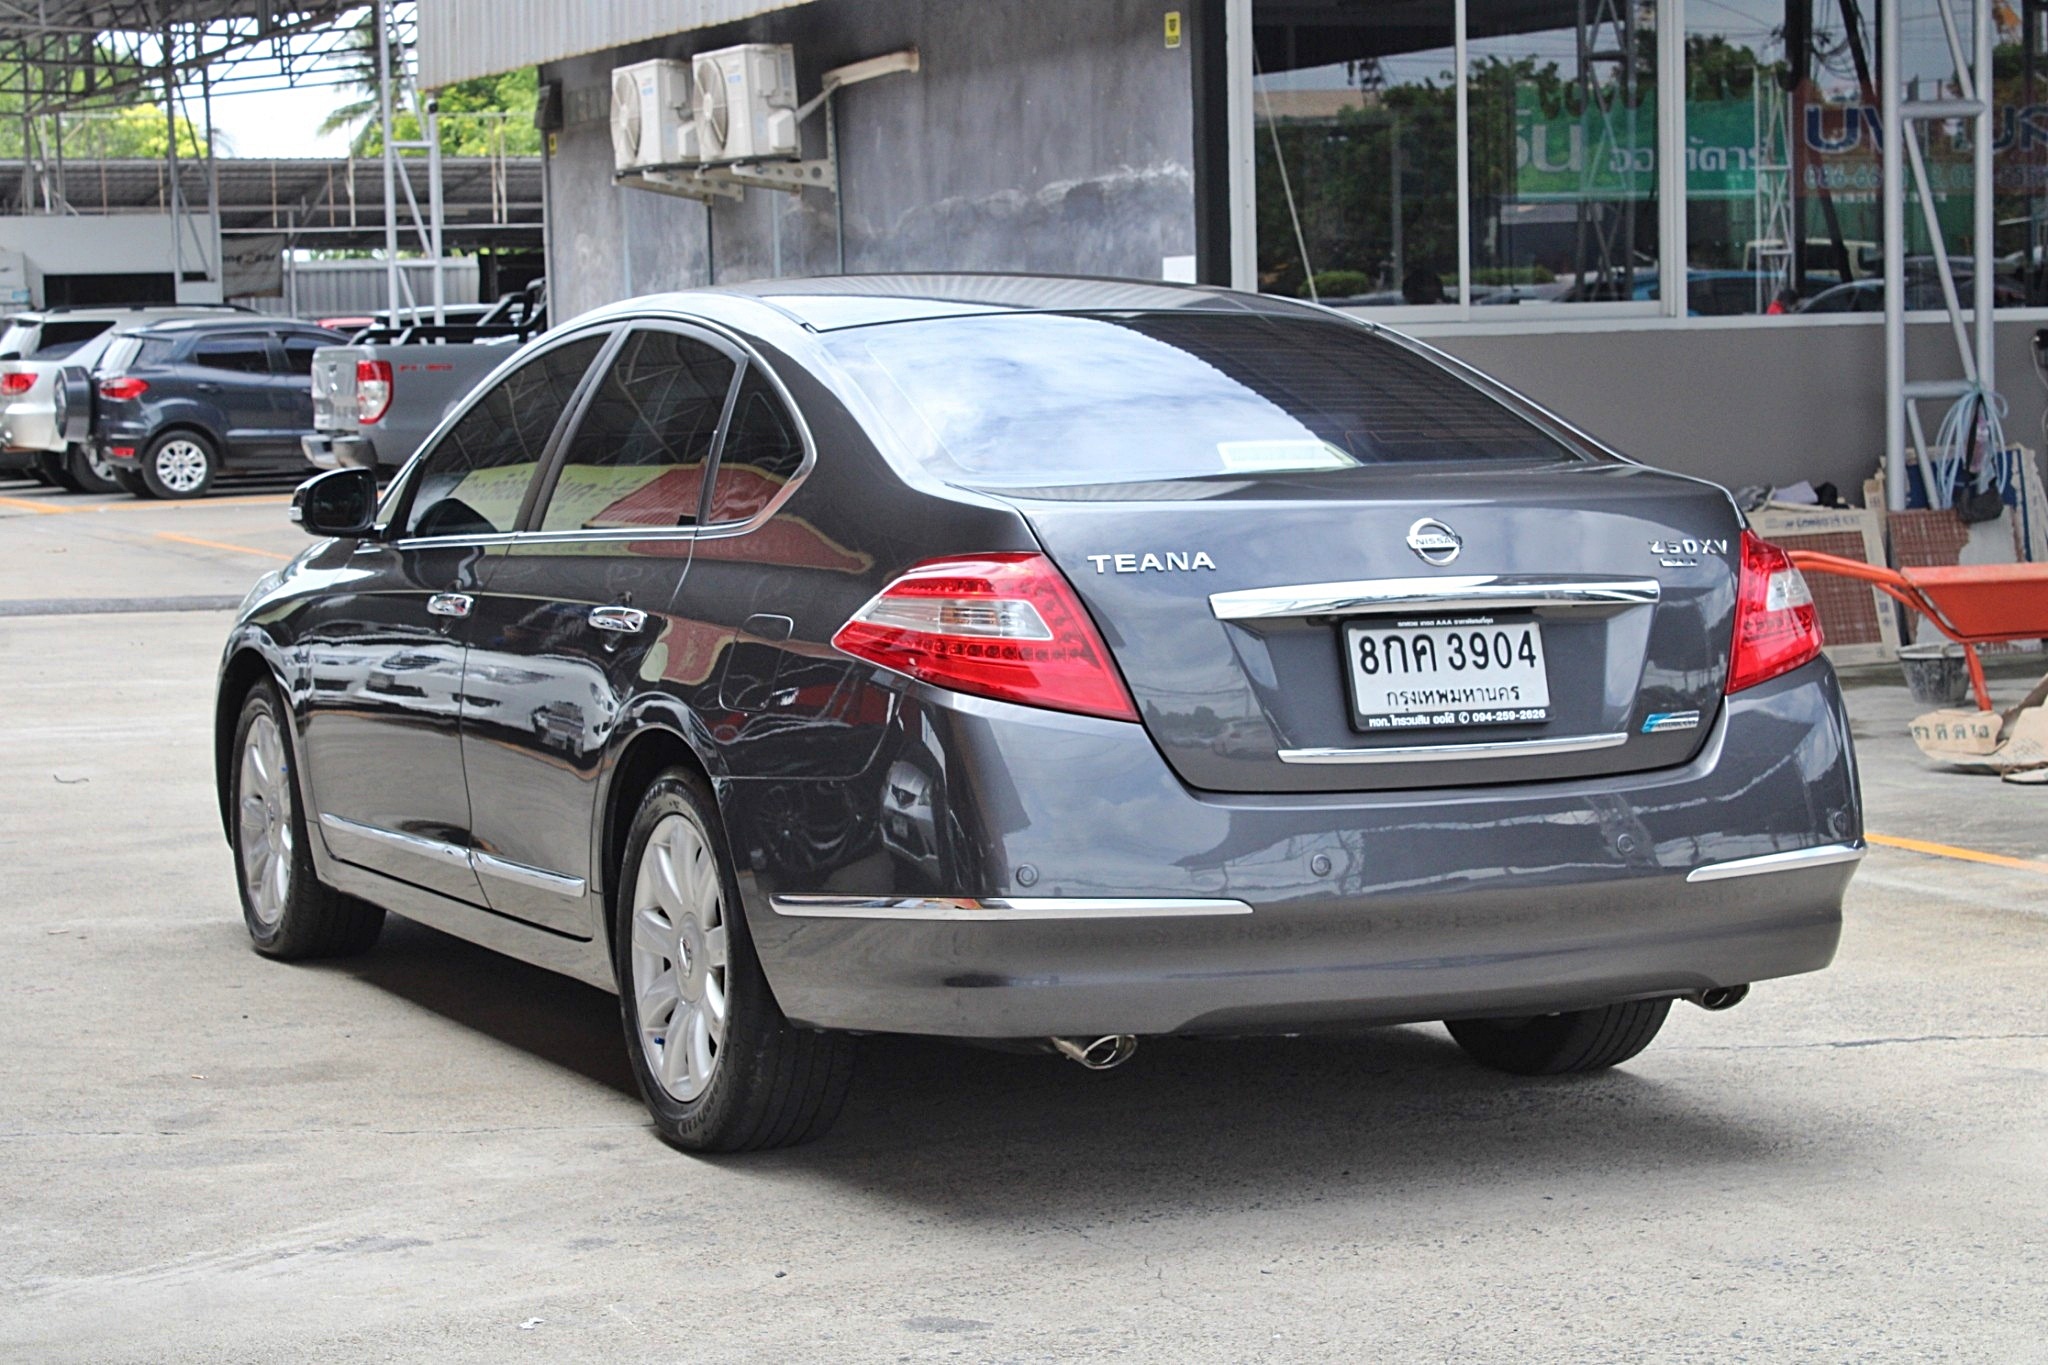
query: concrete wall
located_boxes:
[541,0,1198,320]
[1425,317,2048,501]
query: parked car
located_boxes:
[303,283,547,472]
[0,303,248,491]
[219,275,1862,1153]
[1794,274,2028,313]
[94,316,348,498]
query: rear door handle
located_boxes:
[427,593,473,619]
[195,381,223,393]
[588,605,647,634]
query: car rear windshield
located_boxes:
[27,319,114,359]
[821,311,1583,487]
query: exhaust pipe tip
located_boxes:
[1690,984,1750,1012]
[1050,1034,1138,1070]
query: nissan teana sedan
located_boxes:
[217,275,1862,1151]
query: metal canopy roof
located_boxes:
[0,155,542,248]
[417,0,814,89]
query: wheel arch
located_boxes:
[596,719,727,954]
[214,644,282,842]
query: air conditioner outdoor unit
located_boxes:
[692,43,800,164]
[611,59,699,172]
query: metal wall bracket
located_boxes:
[618,158,835,201]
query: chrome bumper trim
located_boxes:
[1686,842,1866,883]
[1209,574,1661,622]
[1278,731,1630,765]
[769,895,1255,922]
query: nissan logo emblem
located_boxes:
[1406,517,1463,566]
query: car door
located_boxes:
[185,333,282,456]
[293,332,607,903]
[275,331,337,450]
[458,324,741,933]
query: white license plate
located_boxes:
[1343,616,1551,731]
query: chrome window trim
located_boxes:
[1685,842,1866,883]
[1210,575,1662,622]
[380,313,818,553]
[768,895,1255,921]
[473,851,587,898]
[1277,731,1631,765]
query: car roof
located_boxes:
[9,304,248,323]
[649,273,1339,332]
[125,317,341,339]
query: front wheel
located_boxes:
[614,770,854,1152]
[230,680,384,958]
[141,430,217,500]
[1444,999,1671,1076]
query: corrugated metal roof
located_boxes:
[419,0,819,88]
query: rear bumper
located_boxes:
[734,659,1861,1038]
[1,396,60,453]
[301,433,376,471]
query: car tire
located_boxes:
[614,769,854,1152]
[64,443,121,494]
[140,430,217,500]
[36,450,80,491]
[112,468,151,497]
[230,680,384,959]
[1444,999,1671,1076]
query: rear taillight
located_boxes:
[1727,530,1823,693]
[98,376,148,401]
[1,370,33,396]
[356,359,393,424]
[832,553,1140,722]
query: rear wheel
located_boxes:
[141,430,217,500]
[614,769,854,1152]
[230,680,384,959]
[1444,999,1671,1076]
[36,450,79,491]
[64,443,120,494]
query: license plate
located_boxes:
[1343,615,1550,731]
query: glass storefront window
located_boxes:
[1251,7,1460,306]
[1467,2,1660,307]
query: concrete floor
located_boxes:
[2,482,2044,1363]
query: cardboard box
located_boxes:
[1911,675,2048,773]
[1748,503,1899,665]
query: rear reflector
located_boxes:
[356,359,393,424]
[110,446,135,458]
[1727,530,1823,693]
[833,553,1140,722]
[98,377,148,401]
[0,371,33,397]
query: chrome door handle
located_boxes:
[588,605,648,634]
[427,592,473,619]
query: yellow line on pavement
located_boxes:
[1868,832,2048,878]
[0,494,71,514]
[154,531,291,561]
[104,493,293,512]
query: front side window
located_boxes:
[826,311,1580,488]
[401,335,605,539]
[192,338,273,374]
[535,328,736,533]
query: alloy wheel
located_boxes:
[154,439,209,494]
[237,711,293,926]
[84,445,117,483]
[630,811,730,1102]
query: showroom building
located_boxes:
[419,0,2048,495]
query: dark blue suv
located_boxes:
[96,317,347,498]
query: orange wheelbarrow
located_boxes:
[1784,553,2048,711]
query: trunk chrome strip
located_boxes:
[1685,842,1866,883]
[1277,731,1630,765]
[769,895,1254,921]
[472,851,587,898]
[1209,575,1662,621]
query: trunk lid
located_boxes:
[998,461,1743,793]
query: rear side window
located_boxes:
[401,335,605,539]
[536,328,736,533]
[280,335,331,375]
[29,320,113,359]
[824,312,1580,486]
[193,337,273,374]
[706,369,805,524]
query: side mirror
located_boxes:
[292,467,380,539]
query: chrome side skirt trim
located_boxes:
[473,851,587,898]
[1686,842,1866,883]
[1209,574,1661,622]
[1278,731,1630,765]
[769,895,1255,922]
[318,813,472,867]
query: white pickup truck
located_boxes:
[303,286,546,473]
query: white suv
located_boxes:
[1,305,249,491]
